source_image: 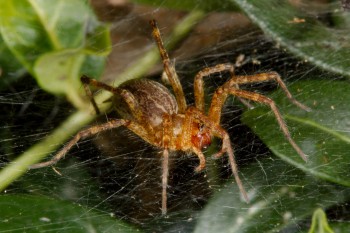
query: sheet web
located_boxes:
[1,1,349,232]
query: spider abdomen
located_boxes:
[113,79,178,128]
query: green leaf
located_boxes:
[34,49,87,106]
[80,55,107,79]
[0,195,139,232]
[34,50,85,95]
[0,0,52,72]
[84,23,111,56]
[232,0,350,77]
[0,0,111,105]
[0,35,25,90]
[18,158,109,210]
[308,209,334,233]
[242,80,350,186]
[194,158,350,233]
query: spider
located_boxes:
[30,20,310,215]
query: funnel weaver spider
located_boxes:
[31,20,310,215]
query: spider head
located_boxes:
[191,122,212,149]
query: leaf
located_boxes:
[0,0,51,72]
[194,158,350,233]
[80,55,107,79]
[0,195,139,232]
[242,80,350,186]
[308,209,334,233]
[18,157,103,207]
[0,0,111,103]
[232,0,350,77]
[34,50,85,95]
[0,35,25,90]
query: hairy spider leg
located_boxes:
[150,19,187,113]
[186,107,249,202]
[29,120,149,169]
[194,63,235,111]
[161,114,172,215]
[209,83,308,162]
[161,149,169,215]
[81,75,101,115]
[225,72,311,111]
[193,63,256,110]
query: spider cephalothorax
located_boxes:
[30,20,310,215]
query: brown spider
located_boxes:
[30,20,310,215]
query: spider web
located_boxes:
[1,1,350,232]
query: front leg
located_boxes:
[226,88,308,162]
[224,72,311,112]
[185,107,249,203]
[192,147,206,172]
[213,133,248,203]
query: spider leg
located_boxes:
[192,63,256,110]
[186,107,249,203]
[160,114,173,215]
[81,76,140,117]
[81,75,125,115]
[221,135,248,202]
[161,148,169,215]
[225,72,311,111]
[192,147,206,172]
[81,75,101,115]
[222,87,307,162]
[193,63,234,111]
[29,119,149,169]
[209,72,311,124]
[150,20,187,113]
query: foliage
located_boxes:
[0,0,111,108]
[232,0,350,77]
[242,80,350,187]
[194,158,348,233]
[0,195,137,232]
[308,209,334,233]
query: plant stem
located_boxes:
[0,10,206,192]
